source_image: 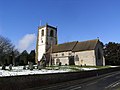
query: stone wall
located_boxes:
[0,67,120,90]
[75,50,96,66]
[52,51,72,65]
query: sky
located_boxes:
[0,0,120,52]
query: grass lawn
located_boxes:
[70,65,111,68]
[45,65,112,71]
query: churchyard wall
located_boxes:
[0,67,120,90]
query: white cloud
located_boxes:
[18,34,36,52]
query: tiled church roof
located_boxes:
[72,39,99,52]
[48,39,99,53]
[50,41,78,53]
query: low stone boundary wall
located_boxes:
[0,67,120,90]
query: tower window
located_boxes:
[41,30,44,36]
[50,30,54,37]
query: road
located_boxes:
[26,71,120,90]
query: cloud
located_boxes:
[18,34,36,52]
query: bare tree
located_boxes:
[0,35,19,65]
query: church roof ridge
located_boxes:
[56,41,78,46]
[78,39,99,43]
[54,39,99,46]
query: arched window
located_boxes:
[81,60,83,64]
[56,58,60,65]
[41,30,44,36]
[50,30,54,37]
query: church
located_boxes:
[36,24,105,66]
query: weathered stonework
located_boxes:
[36,24,57,63]
[36,24,105,66]
[74,50,96,66]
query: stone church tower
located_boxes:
[36,24,57,63]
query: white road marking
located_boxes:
[111,82,120,88]
[105,80,120,89]
[86,81,98,86]
[70,86,82,90]
[105,83,115,89]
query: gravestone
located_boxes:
[29,62,33,70]
[9,64,12,71]
[23,65,26,70]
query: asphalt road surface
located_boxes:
[26,71,120,90]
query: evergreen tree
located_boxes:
[28,50,35,64]
[19,50,28,65]
[104,42,120,65]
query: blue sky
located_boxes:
[1,0,120,52]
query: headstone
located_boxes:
[9,64,12,71]
[29,62,33,70]
[23,65,26,70]
[37,62,42,70]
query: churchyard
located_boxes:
[0,65,113,77]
